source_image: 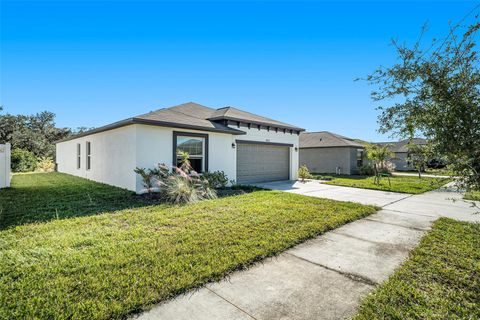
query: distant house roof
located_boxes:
[57,102,303,143]
[376,138,427,153]
[299,131,365,148]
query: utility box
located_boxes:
[0,143,11,188]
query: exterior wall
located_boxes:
[134,124,236,191]
[230,126,300,180]
[0,143,11,188]
[300,147,357,175]
[56,125,137,191]
[391,152,414,171]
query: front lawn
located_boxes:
[464,190,480,201]
[0,172,159,229]
[354,218,480,320]
[312,174,449,194]
[0,173,376,319]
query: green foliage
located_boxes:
[358,164,375,176]
[464,190,480,201]
[133,167,157,193]
[202,171,229,189]
[354,218,480,320]
[406,142,433,178]
[0,173,376,319]
[313,174,449,194]
[298,165,311,182]
[365,144,395,184]
[0,109,72,158]
[11,148,37,172]
[36,157,55,172]
[365,20,480,190]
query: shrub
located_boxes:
[36,157,55,172]
[378,161,396,174]
[202,171,229,189]
[160,169,217,204]
[298,165,311,182]
[359,164,375,176]
[134,167,156,193]
[11,149,37,172]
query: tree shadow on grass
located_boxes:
[0,173,166,230]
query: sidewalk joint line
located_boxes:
[205,287,258,320]
[381,208,438,218]
[363,218,428,232]
[286,252,378,286]
[380,194,414,208]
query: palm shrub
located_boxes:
[133,167,156,193]
[365,144,394,185]
[298,165,311,182]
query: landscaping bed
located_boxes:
[311,174,449,194]
[354,218,480,320]
[0,173,376,319]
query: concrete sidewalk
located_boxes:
[134,181,479,320]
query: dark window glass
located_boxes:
[86,142,91,170]
[77,144,81,169]
[176,135,204,173]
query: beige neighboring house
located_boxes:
[299,131,365,175]
[0,143,11,188]
[377,138,427,171]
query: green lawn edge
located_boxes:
[353,218,480,320]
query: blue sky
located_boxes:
[0,0,476,141]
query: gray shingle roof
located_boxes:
[300,131,364,148]
[377,138,427,153]
[57,102,302,143]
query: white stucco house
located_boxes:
[56,102,304,192]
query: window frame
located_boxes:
[356,148,364,167]
[172,131,209,173]
[76,143,81,169]
[86,141,91,170]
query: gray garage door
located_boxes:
[236,143,290,184]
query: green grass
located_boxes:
[311,174,449,194]
[0,173,377,319]
[464,190,480,201]
[0,172,163,229]
[354,218,480,320]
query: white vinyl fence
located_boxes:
[0,143,11,188]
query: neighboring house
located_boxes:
[56,102,304,192]
[0,143,11,188]
[377,138,427,171]
[299,131,365,175]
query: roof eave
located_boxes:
[208,116,305,132]
[55,118,246,143]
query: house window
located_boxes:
[357,149,364,167]
[173,132,208,173]
[77,143,81,169]
[86,141,91,170]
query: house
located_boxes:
[299,131,365,175]
[56,102,304,192]
[377,138,428,171]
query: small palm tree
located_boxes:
[365,144,394,185]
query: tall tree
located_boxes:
[365,19,480,190]
[0,108,72,158]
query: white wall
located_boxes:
[230,126,300,180]
[56,123,300,193]
[0,143,11,188]
[56,125,137,191]
[135,124,236,191]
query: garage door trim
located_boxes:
[235,139,294,147]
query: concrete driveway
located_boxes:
[134,180,479,320]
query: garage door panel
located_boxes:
[236,143,289,184]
